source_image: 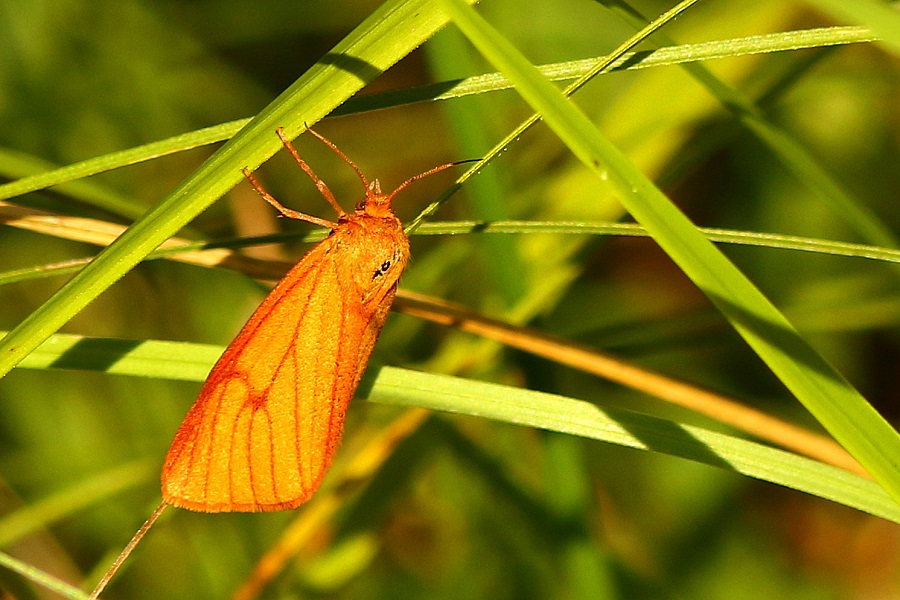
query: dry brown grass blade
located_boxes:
[231,408,430,600]
[0,201,286,279]
[2,201,865,476]
[393,291,867,478]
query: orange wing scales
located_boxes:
[162,210,410,512]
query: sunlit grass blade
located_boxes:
[426,29,527,307]
[416,221,900,264]
[0,551,86,600]
[801,0,900,56]
[439,0,900,503]
[0,0,478,380]
[13,332,220,381]
[0,27,871,210]
[7,210,900,297]
[391,292,863,475]
[608,2,900,267]
[7,200,900,279]
[0,148,148,220]
[0,121,248,211]
[231,408,431,600]
[11,331,899,521]
[0,463,152,547]
[367,367,900,524]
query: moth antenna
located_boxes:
[386,160,476,205]
[89,501,169,599]
[243,167,339,230]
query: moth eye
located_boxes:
[372,259,392,280]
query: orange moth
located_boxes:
[161,128,459,512]
[89,128,461,598]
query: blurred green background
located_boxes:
[1,0,898,598]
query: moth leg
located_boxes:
[302,127,372,194]
[242,167,337,230]
[276,128,346,218]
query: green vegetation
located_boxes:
[0,1,898,598]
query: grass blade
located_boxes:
[0,0,477,379]
[439,0,900,503]
[366,366,900,524]
[801,0,900,56]
[10,332,899,522]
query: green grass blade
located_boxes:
[0,0,477,380]
[801,0,900,56]
[11,332,899,522]
[0,551,86,600]
[426,29,527,307]
[0,462,152,547]
[0,26,871,209]
[0,147,149,220]
[414,221,900,265]
[439,0,900,503]
[366,367,900,524]
[0,121,248,207]
[6,219,900,289]
[12,332,220,381]
[609,2,900,265]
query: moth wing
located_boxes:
[161,241,383,512]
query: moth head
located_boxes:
[358,159,466,221]
[357,179,395,218]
